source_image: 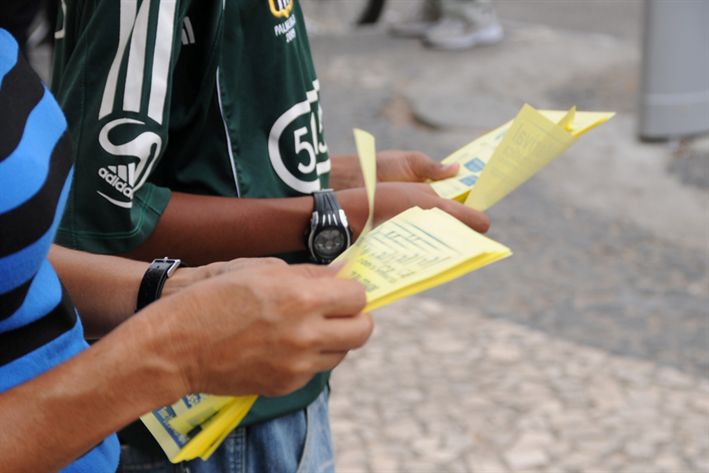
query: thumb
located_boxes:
[440,200,491,234]
[414,158,459,181]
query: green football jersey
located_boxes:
[53,0,330,426]
[53,0,330,252]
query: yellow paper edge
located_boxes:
[337,206,513,312]
[198,397,259,460]
[168,395,234,435]
[464,104,579,211]
[336,129,377,274]
[172,395,258,462]
[431,107,615,202]
[364,249,512,312]
[140,412,184,461]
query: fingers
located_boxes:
[409,153,459,181]
[316,278,367,315]
[418,161,459,181]
[280,264,368,315]
[438,199,491,233]
[311,352,349,374]
[319,312,374,352]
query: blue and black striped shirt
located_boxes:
[0,28,119,472]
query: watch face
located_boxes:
[313,227,347,257]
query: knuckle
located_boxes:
[294,289,319,311]
[290,326,320,351]
[284,358,314,381]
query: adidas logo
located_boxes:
[98,164,135,198]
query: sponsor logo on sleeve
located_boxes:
[95,0,177,208]
[96,118,163,208]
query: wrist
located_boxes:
[336,188,368,238]
[329,154,363,190]
[129,306,192,403]
[84,308,190,414]
[161,266,203,298]
[136,258,183,311]
[306,189,353,264]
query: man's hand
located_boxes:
[338,182,490,237]
[1,260,370,473]
[330,151,459,189]
[150,263,372,397]
[376,150,460,183]
[162,257,287,298]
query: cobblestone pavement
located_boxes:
[310,2,709,471]
[330,298,709,473]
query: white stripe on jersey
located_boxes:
[183,16,196,45]
[123,0,152,114]
[99,0,137,119]
[54,0,67,39]
[147,0,177,124]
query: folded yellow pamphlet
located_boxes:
[430,104,614,208]
[140,393,257,462]
[337,206,512,311]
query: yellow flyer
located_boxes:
[338,206,512,311]
[431,105,615,206]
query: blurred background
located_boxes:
[302,0,709,472]
[19,0,709,471]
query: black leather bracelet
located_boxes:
[136,257,182,312]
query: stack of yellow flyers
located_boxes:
[337,206,512,311]
[140,105,614,462]
[430,104,615,209]
[140,393,257,462]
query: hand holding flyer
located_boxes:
[430,105,614,207]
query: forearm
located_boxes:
[121,184,487,266]
[49,245,209,337]
[49,245,147,336]
[124,191,365,265]
[0,312,183,473]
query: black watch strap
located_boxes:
[136,257,182,312]
[313,189,340,221]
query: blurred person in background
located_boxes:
[390,0,503,50]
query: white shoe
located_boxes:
[389,19,439,38]
[424,14,503,50]
[388,0,442,38]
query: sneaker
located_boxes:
[423,11,503,50]
[388,0,442,38]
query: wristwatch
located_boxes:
[306,189,352,264]
[136,257,182,312]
